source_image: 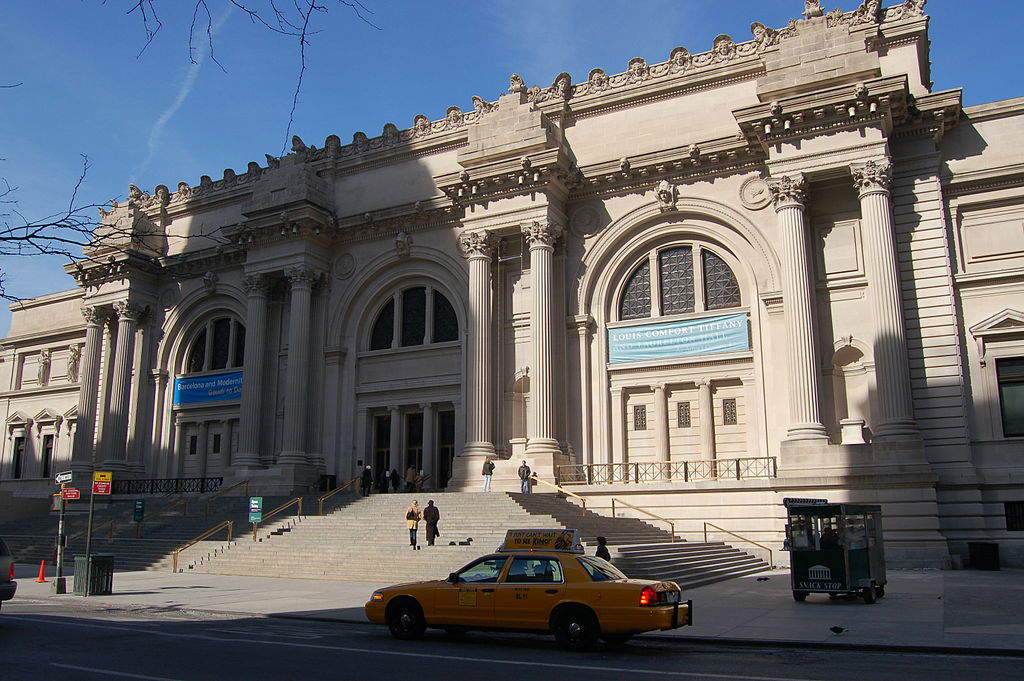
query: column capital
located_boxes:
[696,377,713,389]
[572,314,594,335]
[419,402,435,411]
[521,220,563,249]
[767,173,808,210]
[81,305,107,326]
[284,265,321,288]
[851,158,892,196]
[458,229,496,259]
[651,383,667,393]
[113,301,146,323]
[243,273,273,296]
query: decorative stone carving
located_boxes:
[284,265,320,287]
[243,273,271,296]
[552,72,572,100]
[850,0,883,25]
[394,231,411,258]
[382,123,400,145]
[458,229,496,258]
[332,253,356,280]
[569,204,602,239]
[66,344,82,384]
[668,47,691,72]
[175,181,193,200]
[767,173,808,208]
[655,180,678,212]
[626,57,650,84]
[113,301,146,322]
[588,68,610,92]
[159,288,180,309]
[201,271,219,291]
[291,135,308,153]
[413,114,431,134]
[509,73,526,93]
[445,106,464,129]
[81,306,105,326]
[711,35,737,62]
[804,0,824,19]
[352,131,369,153]
[37,349,51,385]
[851,159,892,194]
[740,175,773,210]
[521,220,563,248]
[472,96,496,115]
[751,22,780,50]
[264,154,279,169]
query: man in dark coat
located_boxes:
[423,500,440,546]
[518,460,532,494]
[360,466,373,496]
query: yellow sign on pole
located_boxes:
[93,471,112,482]
[499,529,582,553]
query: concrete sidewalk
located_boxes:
[13,564,1024,653]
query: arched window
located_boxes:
[368,287,460,350]
[617,244,742,320]
[183,316,246,374]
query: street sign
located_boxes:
[61,488,81,500]
[133,499,146,522]
[55,470,73,485]
[92,481,112,495]
[93,471,112,482]
[248,496,263,523]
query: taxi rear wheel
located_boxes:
[387,598,426,640]
[552,607,600,651]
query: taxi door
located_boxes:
[433,555,508,628]
[493,556,565,630]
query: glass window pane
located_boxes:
[577,556,626,581]
[187,329,206,373]
[703,250,741,310]
[233,323,246,368]
[997,357,1024,437]
[457,556,508,583]
[659,247,695,315]
[401,287,426,347]
[211,318,231,370]
[369,299,395,350]
[432,291,459,343]
[506,557,563,583]
[619,260,651,320]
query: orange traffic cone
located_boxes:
[34,560,48,583]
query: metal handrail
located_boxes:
[204,480,251,516]
[556,456,778,485]
[703,521,773,567]
[69,518,116,542]
[253,496,303,540]
[529,475,586,510]
[171,520,234,573]
[317,476,360,515]
[611,498,676,540]
[142,496,190,524]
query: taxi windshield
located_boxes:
[577,555,627,581]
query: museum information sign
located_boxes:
[173,371,243,405]
[608,313,750,363]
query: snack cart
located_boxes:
[784,499,886,604]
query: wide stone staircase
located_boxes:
[185,492,771,587]
[0,494,311,573]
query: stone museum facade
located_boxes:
[2,1,1023,567]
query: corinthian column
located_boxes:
[852,159,919,440]
[235,274,270,468]
[71,306,106,472]
[697,378,716,461]
[523,220,563,457]
[100,301,144,471]
[279,266,318,465]
[458,230,496,457]
[652,383,670,463]
[768,173,828,441]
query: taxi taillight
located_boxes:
[639,586,658,606]
[7,562,13,581]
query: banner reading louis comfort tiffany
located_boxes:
[608,313,750,363]
[172,371,243,405]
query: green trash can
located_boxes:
[73,554,115,596]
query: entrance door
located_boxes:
[373,414,391,472]
[437,410,455,488]
[405,412,423,472]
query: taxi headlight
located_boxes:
[371,592,384,602]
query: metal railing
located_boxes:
[610,498,676,539]
[317,476,360,516]
[529,476,587,510]
[112,477,224,495]
[703,522,773,567]
[203,480,251,517]
[252,497,303,541]
[557,457,777,485]
[68,518,117,542]
[142,496,191,523]
[171,520,234,573]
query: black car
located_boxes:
[0,536,16,611]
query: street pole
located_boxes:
[53,490,67,594]
[83,478,96,596]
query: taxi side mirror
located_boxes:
[447,572,459,584]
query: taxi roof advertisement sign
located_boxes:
[500,529,582,553]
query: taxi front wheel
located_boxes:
[552,608,600,651]
[387,599,427,640]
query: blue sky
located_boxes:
[2,0,1021,335]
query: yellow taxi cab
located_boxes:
[365,529,692,650]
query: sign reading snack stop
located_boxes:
[499,528,582,553]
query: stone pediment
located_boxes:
[969,309,1024,364]
[33,408,61,423]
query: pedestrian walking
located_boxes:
[423,500,440,546]
[376,467,387,493]
[518,460,532,494]
[482,457,495,492]
[595,536,611,562]
[405,500,422,549]
[390,468,400,493]
[360,465,373,497]
[405,464,418,492]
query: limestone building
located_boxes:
[3,0,1023,567]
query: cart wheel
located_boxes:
[793,590,808,602]
[862,587,877,604]
[875,585,885,599]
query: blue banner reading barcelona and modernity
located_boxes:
[173,371,243,405]
[608,313,750,363]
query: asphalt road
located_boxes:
[2,598,1022,681]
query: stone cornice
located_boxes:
[943,162,1024,197]
[436,148,574,208]
[63,251,163,289]
[893,88,963,142]
[333,200,462,246]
